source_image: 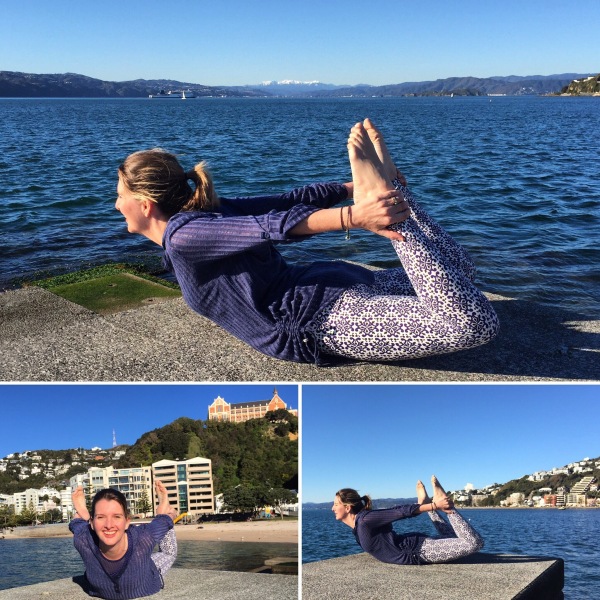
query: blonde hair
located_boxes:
[118,148,219,217]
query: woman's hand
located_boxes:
[72,486,91,520]
[433,496,453,513]
[349,189,410,241]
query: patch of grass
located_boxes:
[31,264,181,314]
[31,263,179,290]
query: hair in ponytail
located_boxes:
[336,488,372,513]
[118,149,219,218]
[181,161,219,212]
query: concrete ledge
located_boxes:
[0,568,297,600]
[1,286,598,381]
[302,553,564,600]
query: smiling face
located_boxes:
[91,498,130,554]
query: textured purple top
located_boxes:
[162,183,375,364]
[353,504,427,565]
[69,515,173,599]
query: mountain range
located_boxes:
[0,71,594,98]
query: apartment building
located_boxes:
[107,466,153,516]
[152,457,214,517]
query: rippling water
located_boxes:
[0,537,297,590]
[0,97,598,318]
[302,507,600,599]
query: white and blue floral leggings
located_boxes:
[151,529,178,574]
[417,510,484,563]
[314,183,500,361]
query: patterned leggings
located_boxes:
[417,510,484,564]
[151,529,178,574]
[314,183,500,361]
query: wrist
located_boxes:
[340,205,352,240]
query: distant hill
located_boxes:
[0,71,269,98]
[0,71,594,98]
[0,412,298,495]
[298,73,593,98]
[304,497,417,510]
[560,73,600,95]
[115,414,298,494]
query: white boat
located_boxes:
[149,89,196,99]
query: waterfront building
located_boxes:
[208,388,297,423]
[59,487,73,521]
[107,466,153,516]
[69,466,109,497]
[152,457,214,517]
[9,486,61,515]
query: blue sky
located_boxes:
[2,1,598,86]
[0,384,298,458]
[302,384,600,503]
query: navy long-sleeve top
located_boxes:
[162,183,375,364]
[353,505,427,565]
[69,515,173,599]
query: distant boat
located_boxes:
[149,89,195,99]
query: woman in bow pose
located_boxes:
[70,481,177,599]
[333,476,484,565]
[115,119,498,364]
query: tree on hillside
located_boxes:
[265,410,298,435]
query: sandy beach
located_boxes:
[174,519,297,543]
[1,519,298,544]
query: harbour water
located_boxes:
[302,507,600,599]
[0,538,297,590]
[1,96,598,318]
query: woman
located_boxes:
[115,119,498,365]
[333,476,483,565]
[70,481,177,599]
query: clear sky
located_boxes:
[302,384,600,503]
[2,0,598,86]
[0,384,298,458]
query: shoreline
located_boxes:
[0,519,298,544]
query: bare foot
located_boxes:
[416,480,431,505]
[155,480,177,519]
[431,475,455,513]
[347,122,396,204]
[363,118,407,186]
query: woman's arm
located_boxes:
[72,486,90,521]
[221,182,352,216]
[143,514,174,544]
[289,189,410,241]
[361,504,421,527]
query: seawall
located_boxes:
[1,286,598,381]
[0,568,297,600]
[302,552,564,600]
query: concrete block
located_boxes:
[0,568,298,600]
[302,552,563,600]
